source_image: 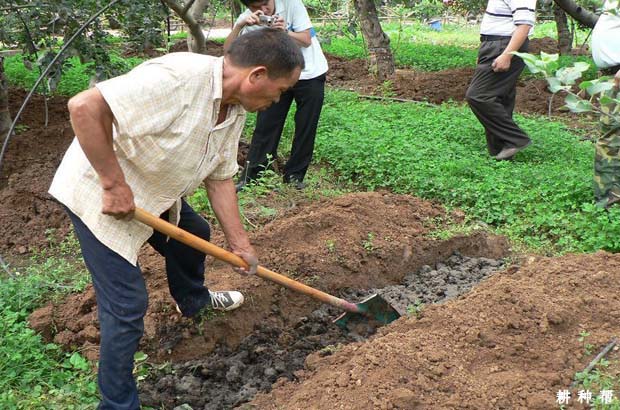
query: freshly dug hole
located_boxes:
[138,252,504,409]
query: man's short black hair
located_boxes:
[226,29,305,79]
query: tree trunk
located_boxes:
[553,0,599,28]
[554,4,573,55]
[230,0,241,27]
[163,0,208,54]
[0,57,12,138]
[188,0,210,53]
[352,0,395,81]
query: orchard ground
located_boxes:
[1,38,618,409]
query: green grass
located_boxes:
[0,234,98,409]
[320,21,595,73]
[4,53,144,97]
[567,333,620,410]
[313,90,619,254]
[320,27,478,71]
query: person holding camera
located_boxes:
[224,0,328,190]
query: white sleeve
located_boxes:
[235,10,251,28]
[288,0,312,32]
[509,0,536,26]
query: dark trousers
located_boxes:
[244,73,326,182]
[466,37,531,156]
[66,200,211,410]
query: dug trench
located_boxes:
[29,192,510,409]
[137,251,506,409]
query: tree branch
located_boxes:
[553,0,599,28]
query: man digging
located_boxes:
[49,30,303,410]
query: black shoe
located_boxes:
[285,175,306,190]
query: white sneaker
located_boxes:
[208,290,244,311]
[174,290,244,316]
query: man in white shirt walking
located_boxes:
[465,0,536,160]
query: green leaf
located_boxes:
[540,51,559,64]
[513,51,546,74]
[556,66,585,85]
[573,61,591,72]
[564,94,594,113]
[68,352,89,371]
[134,351,148,362]
[547,77,570,93]
[599,95,614,105]
[586,80,614,96]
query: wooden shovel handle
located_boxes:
[133,207,359,313]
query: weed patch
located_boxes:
[314,90,620,253]
[4,53,144,96]
[0,238,98,408]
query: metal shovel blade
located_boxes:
[333,294,401,329]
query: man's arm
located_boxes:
[491,24,531,72]
[287,29,311,48]
[68,88,135,218]
[205,178,258,274]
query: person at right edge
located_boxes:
[465,0,536,161]
[591,0,620,208]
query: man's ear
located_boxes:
[248,66,269,85]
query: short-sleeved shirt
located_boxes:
[592,0,620,69]
[49,53,246,265]
[236,0,328,80]
[480,0,536,36]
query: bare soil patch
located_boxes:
[327,36,577,117]
[249,252,620,410]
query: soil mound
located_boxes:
[249,251,620,410]
[29,191,509,363]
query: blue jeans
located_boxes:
[66,200,212,410]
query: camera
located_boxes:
[258,15,275,26]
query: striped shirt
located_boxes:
[49,53,245,265]
[480,0,536,36]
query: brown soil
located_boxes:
[249,251,620,410]
[327,36,575,117]
[0,89,74,254]
[1,39,615,408]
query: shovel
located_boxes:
[134,207,400,329]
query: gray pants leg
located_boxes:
[466,38,531,156]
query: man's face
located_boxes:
[247,0,275,16]
[240,67,301,112]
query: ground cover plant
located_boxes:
[318,21,596,75]
[313,90,620,253]
[0,236,97,409]
[3,53,144,97]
